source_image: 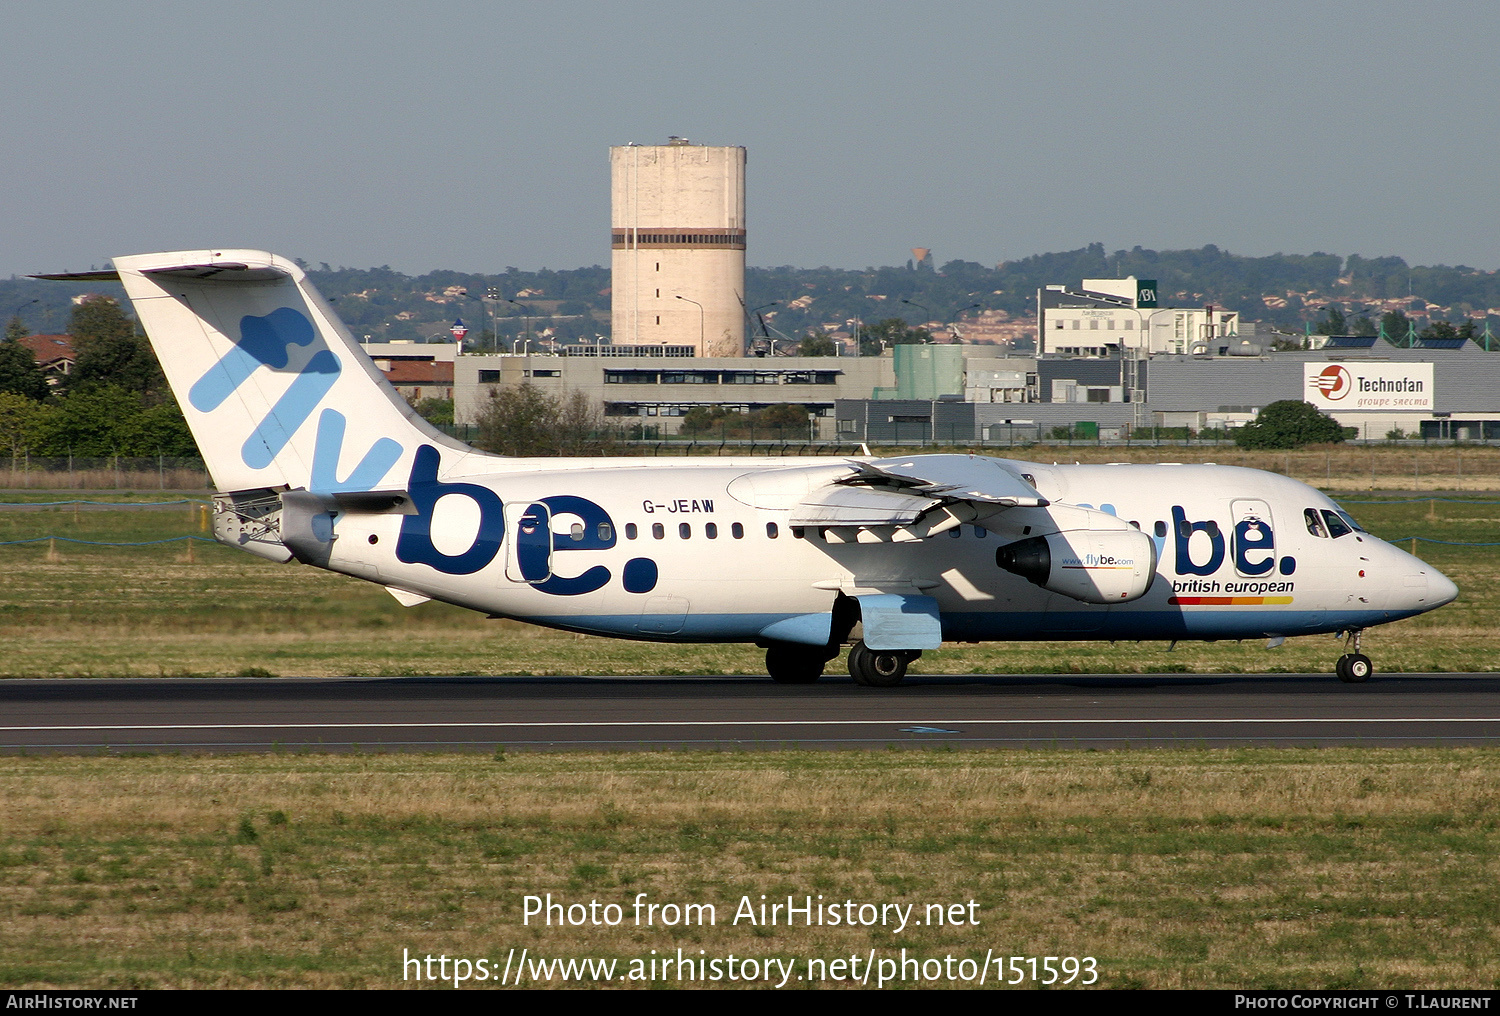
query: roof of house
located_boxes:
[17,334,75,365]
[382,359,454,385]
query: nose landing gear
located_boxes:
[1335,629,1373,683]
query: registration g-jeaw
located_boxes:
[40,251,1458,686]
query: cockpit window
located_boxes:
[1334,510,1366,534]
[1304,508,1328,538]
[1322,509,1353,539]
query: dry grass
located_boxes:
[2,750,1499,988]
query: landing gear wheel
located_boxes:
[848,641,917,688]
[1336,653,1373,684]
[765,645,825,684]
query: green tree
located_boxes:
[412,397,454,427]
[1350,315,1378,337]
[798,331,835,356]
[0,392,47,458]
[474,383,612,456]
[1233,400,1346,449]
[1312,306,1346,335]
[1381,310,1412,347]
[0,318,47,401]
[681,405,733,434]
[1419,320,1460,341]
[67,296,167,397]
[859,317,930,355]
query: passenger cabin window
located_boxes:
[1154,521,1167,538]
[766,522,779,539]
[791,527,805,539]
[625,523,638,540]
[652,523,665,540]
[705,522,718,539]
[949,528,961,539]
[1321,510,1353,539]
[731,523,744,539]
[570,523,585,541]
[679,523,691,539]
[1304,508,1328,538]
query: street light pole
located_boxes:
[675,295,704,350]
[900,298,932,340]
[507,299,533,353]
[946,302,982,342]
[9,299,38,332]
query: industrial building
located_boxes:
[1038,276,1243,356]
[455,351,894,437]
[833,342,1500,443]
[611,139,747,357]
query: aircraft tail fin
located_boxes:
[90,250,475,494]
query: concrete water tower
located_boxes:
[611,138,747,356]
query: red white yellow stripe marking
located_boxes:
[1169,595,1295,606]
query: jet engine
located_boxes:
[995,528,1158,604]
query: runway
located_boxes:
[3,672,1500,751]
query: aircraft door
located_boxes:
[1230,499,1276,577]
[504,502,553,583]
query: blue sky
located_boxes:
[4,0,1498,276]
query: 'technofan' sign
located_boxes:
[1304,362,1434,411]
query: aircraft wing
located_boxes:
[788,454,1158,605]
[787,454,1049,540]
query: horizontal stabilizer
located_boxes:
[33,261,292,284]
[30,270,122,282]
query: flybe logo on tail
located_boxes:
[189,307,402,491]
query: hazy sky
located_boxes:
[5,1,1498,277]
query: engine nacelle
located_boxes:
[995,529,1158,604]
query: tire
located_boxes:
[848,641,915,688]
[1345,653,1372,683]
[765,645,824,684]
[1335,655,1353,683]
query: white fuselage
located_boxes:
[306,456,1455,646]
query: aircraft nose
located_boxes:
[1395,564,1458,611]
[1428,569,1459,608]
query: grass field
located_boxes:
[2,749,1499,989]
[3,459,1499,992]
[0,485,1493,678]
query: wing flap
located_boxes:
[846,454,1049,507]
[788,485,940,526]
[789,453,1046,539]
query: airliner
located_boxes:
[41,250,1457,686]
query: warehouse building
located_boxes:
[833,342,1500,443]
[455,351,894,437]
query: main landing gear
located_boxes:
[763,641,922,687]
[764,643,838,684]
[847,641,921,688]
[1335,629,1373,684]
